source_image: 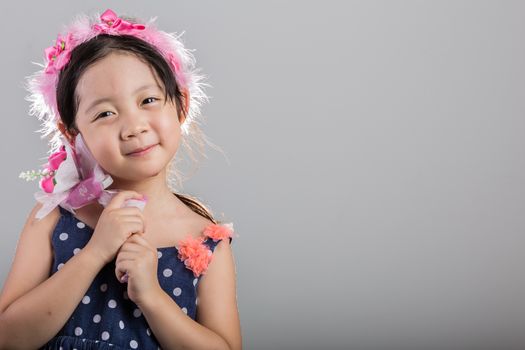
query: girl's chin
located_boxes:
[107,165,166,182]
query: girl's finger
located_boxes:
[106,191,144,210]
[115,251,135,265]
[115,260,133,283]
[127,233,154,249]
[114,207,145,218]
[119,217,146,234]
[118,241,144,253]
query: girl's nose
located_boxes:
[121,113,149,139]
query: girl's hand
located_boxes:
[115,232,162,306]
[84,190,146,265]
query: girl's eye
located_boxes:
[94,98,158,120]
[143,97,159,105]
[96,111,114,119]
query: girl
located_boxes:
[0,8,241,350]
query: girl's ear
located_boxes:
[57,121,77,145]
[180,88,190,124]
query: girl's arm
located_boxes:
[0,203,106,350]
[138,239,242,350]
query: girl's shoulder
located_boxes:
[183,206,234,245]
[178,211,234,252]
[28,202,62,236]
[16,202,61,255]
[172,208,235,278]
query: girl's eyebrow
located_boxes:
[84,83,160,114]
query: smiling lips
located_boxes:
[126,144,158,156]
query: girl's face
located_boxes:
[73,51,186,183]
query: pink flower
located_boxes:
[47,146,67,171]
[93,9,145,35]
[39,176,55,193]
[177,235,213,277]
[203,223,234,242]
[44,33,74,74]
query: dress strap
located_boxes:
[177,222,235,278]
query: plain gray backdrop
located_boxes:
[1,1,525,349]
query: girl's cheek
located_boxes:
[157,115,176,131]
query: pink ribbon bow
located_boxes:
[33,134,118,219]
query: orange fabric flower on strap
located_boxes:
[203,223,234,242]
[177,235,213,277]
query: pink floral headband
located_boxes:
[26,8,209,154]
[20,9,209,218]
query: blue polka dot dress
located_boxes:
[40,205,234,350]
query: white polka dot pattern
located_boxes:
[46,207,228,349]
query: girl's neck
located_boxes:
[106,174,188,220]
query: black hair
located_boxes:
[55,34,217,224]
[56,34,186,134]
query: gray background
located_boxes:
[1,1,524,349]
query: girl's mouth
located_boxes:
[126,144,158,157]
